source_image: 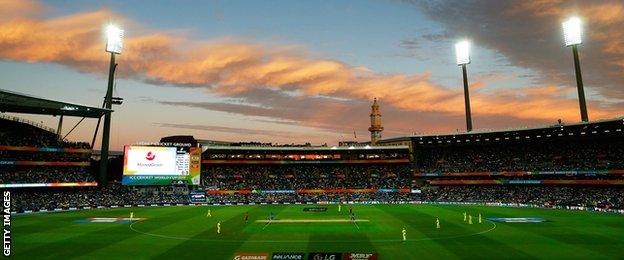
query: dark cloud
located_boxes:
[420,31,452,42]
[154,122,294,137]
[410,0,624,99]
[399,38,420,50]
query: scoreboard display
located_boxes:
[122,144,201,185]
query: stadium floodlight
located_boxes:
[100,24,124,185]
[105,24,124,54]
[562,17,582,47]
[562,17,589,122]
[455,40,471,65]
[455,40,473,132]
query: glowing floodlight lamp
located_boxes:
[105,24,124,54]
[455,40,471,65]
[563,17,582,46]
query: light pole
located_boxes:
[99,24,123,185]
[562,17,588,122]
[455,40,472,132]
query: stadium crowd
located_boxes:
[202,164,414,190]
[421,186,624,209]
[1,117,93,185]
[0,149,93,184]
[12,184,624,212]
[416,140,624,172]
[0,166,95,184]
[203,192,417,204]
[0,117,90,148]
[14,183,189,211]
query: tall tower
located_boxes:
[368,98,384,145]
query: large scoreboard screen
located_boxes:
[122,144,201,185]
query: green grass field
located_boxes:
[12,204,624,259]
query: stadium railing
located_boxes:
[0,114,57,134]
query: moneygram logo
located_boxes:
[145,151,156,161]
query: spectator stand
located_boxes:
[0,89,111,186]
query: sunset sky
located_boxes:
[1,0,623,150]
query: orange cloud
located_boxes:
[0,0,43,22]
[0,1,620,128]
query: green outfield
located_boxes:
[12,204,624,259]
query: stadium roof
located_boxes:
[407,117,624,138]
[404,117,624,146]
[375,117,624,146]
[0,89,111,118]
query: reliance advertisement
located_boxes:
[122,145,201,185]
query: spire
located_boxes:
[371,97,380,115]
[368,98,383,145]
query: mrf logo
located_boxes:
[344,253,378,260]
[308,253,342,260]
[145,151,156,161]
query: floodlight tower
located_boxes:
[562,17,588,122]
[99,24,123,185]
[455,40,473,132]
